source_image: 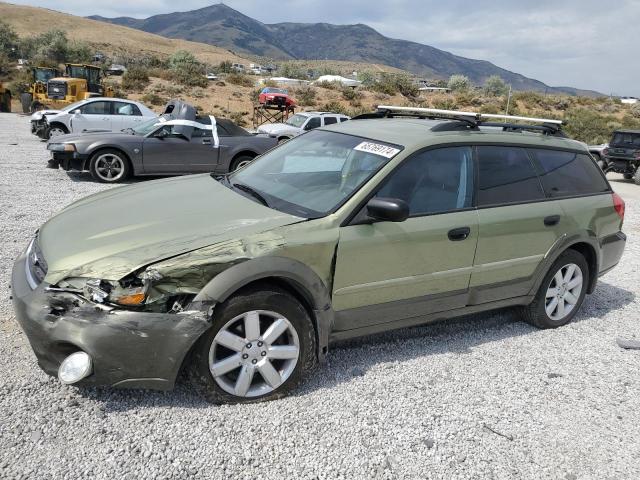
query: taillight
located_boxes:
[635,150,640,160]
[612,192,625,221]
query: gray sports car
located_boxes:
[46,100,278,183]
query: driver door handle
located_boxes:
[448,227,471,241]
[544,215,561,226]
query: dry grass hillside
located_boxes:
[0,2,249,65]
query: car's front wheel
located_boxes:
[89,149,131,183]
[45,123,68,139]
[230,155,254,171]
[522,249,588,329]
[188,285,317,404]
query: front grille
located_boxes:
[47,81,67,100]
[26,239,48,289]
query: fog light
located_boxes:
[58,352,92,384]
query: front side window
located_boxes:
[529,149,609,197]
[80,101,111,115]
[304,117,321,130]
[376,146,474,215]
[477,146,544,206]
[230,130,402,217]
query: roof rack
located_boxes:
[361,105,566,136]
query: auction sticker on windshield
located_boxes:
[354,141,401,158]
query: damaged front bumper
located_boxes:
[11,248,212,390]
[49,151,89,171]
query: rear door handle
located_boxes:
[448,226,471,241]
[544,215,561,226]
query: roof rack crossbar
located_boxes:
[376,105,564,127]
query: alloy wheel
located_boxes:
[208,310,300,397]
[545,263,583,321]
[94,153,125,182]
[48,127,66,139]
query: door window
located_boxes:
[376,146,474,215]
[304,117,321,130]
[323,117,338,126]
[529,149,609,197]
[80,101,111,115]
[113,102,142,116]
[477,146,544,206]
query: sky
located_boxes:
[8,0,640,96]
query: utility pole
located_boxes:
[505,84,513,117]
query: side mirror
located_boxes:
[155,128,169,139]
[366,197,410,223]
[72,109,81,115]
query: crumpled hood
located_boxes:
[31,109,63,121]
[258,123,298,135]
[38,175,302,283]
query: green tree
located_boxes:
[483,75,508,96]
[0,21,19,58]
[447,74,471,92]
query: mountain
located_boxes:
[89,4,601,96]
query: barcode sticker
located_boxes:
[354,142,401,158]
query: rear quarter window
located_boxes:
[477,146,545,206]
[529,149,609,197]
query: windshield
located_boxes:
[285,114,308,128]
[34,69,57,83]
[229,130,402,218]
[134,116,163,135]
[263,88,287,95]
[612,132,640,147]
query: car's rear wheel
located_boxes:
[89,149,131,183]
[522,249,588,329]
[188,285,317,404]
[634,171,640,185]
[230,155,254,171]
[623,173,634,180]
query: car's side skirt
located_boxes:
[329,294,534,342]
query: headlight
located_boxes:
[48,143,76,152]
[83,278,147,306]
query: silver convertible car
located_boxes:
[46,101,277,183]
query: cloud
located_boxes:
[8,0,640,95]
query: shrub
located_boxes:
[226,73,255,87]
[431,96,458,110]
[629,102,640,119]
[564,108,613,144]
[0,21,19,58]
[316,80,341,90]
[294,86,317,106]
[320,101,349,115]
[122,67,150,91]
[141,92,165,106]
[368,73,418,98]
[0,52,11,76]
[341,86,361,102]
[447,74,471,92]
[168,50,207,87]
[483,75,508,97]
[227,110,249,127]
[218,60,233,74]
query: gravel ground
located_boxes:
[1,112,639,479]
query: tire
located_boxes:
[20,93,33,114]
[45,123,68,140]
[634,172,640,186]
[89,149,131,183]
[277,137,290,145]
[188,284,317,404]
[230,155,255,171]
[623,173,634,180]
[522,249,589,329]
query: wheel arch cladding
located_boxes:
[191,256,334,361]
[567,241,598,293]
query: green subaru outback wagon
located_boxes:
[12,107,626,403]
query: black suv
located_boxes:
[604,129,640,184]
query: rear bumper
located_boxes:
[11,247,211,390]
[599,231,626,276]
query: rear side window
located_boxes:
[529,149,609,197]
[305,117,321,130]
[477,146,544,206]
[113,102,141,116]
[323,117,337,126]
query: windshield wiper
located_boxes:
[231,182,270,207]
